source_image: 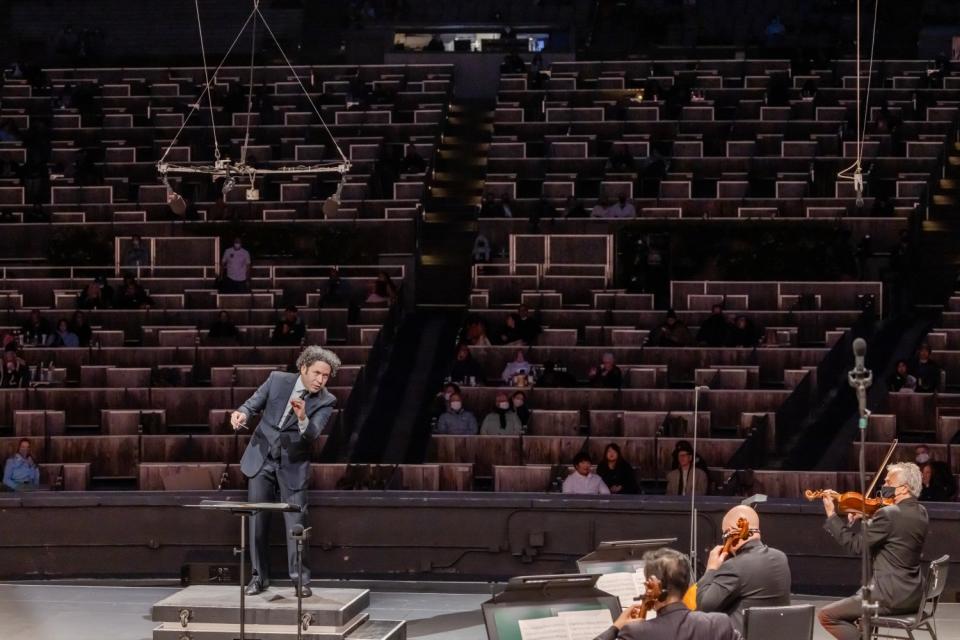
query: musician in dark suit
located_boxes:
[696,505,792,633]
[595,548,741,640]
[817,462,929,640]
[231,346,341,597]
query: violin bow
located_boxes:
[865,438,899,497]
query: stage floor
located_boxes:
[1,582,958,639]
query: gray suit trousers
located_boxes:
[247,460,310,586]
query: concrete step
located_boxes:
[153,619,405,640]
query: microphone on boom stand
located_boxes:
[848,337,875,640]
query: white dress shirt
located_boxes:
[279,376,310,433]
[562,471,611,495]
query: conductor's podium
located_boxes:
[151,585,405,640]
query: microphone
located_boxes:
[291,524,312,539]
[848,337,873,420]
[852,337,867,375]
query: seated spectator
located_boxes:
[562,452,611,495]
[919,461,957,502]
[564,196,587,218]
[537,361,578,388]
[271,306,306,346]
[122,234,151,269]
[115,275,153,309]
[915,445,956,502]
[727,315,760,348]
[589,352,623,389]
[590,197,610,218]
[208,310,241,344]
[450,343,483,385]
[21,309,52,346]
[366,271,398,305]
[496,313,524,346]
[52,318,79,348]
[319,267,354,307]
[3,438,39,491]
[501,348,534,385]
[511,390,531,430]
[597,443,639,495]
[424,35,445,52]
[220,237,252,294]
[515,304,542,345]
[480,392,523,435]
[608,143,635,171]
[399,143,427,173]
[606,194,636,219]
[649,309,691,347]
[887,359,917,392]
[696,304,730,347]
[665,440,709,496]
[911,343,942,393]
[464,315,492,347]
[432,382,461,421]
[70,311,92,347]
[0,350,30,387]
[435,392,478,435]
[77,275,113,310]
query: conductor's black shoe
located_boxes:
[245,578,265,595]
[297,585,312,598]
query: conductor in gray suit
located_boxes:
[231,346,341,597]
[817,462,929,640]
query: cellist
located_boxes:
[817,462,929,640]
[695,505,792,634]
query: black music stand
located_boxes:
[187,499,303,640]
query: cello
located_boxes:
[804,440,898,517]
[682,516,751,610]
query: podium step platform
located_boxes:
[152,585,405,640]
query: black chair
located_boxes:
[744,604,815,640]
[872,554,950,639]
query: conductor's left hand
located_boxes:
[290,398,307,422]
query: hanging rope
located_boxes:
[240,0,259,166]
[196,0,221,161]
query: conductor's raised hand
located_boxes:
[230,411,248,430]
[290,398,307,422]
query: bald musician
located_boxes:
[695,505,792,633]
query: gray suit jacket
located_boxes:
[594,603,741,640]
[824,497,929,612]
[696,539,792,633]
[237,371,336,490]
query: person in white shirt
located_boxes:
[562,452,611,495]
[590,197,610,218]
[500,348,533,385]
[606,195,637,219]
[221,236,252,293]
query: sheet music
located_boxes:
[518,616,571,640]
[557,609,614,640]
[596,572,640,607]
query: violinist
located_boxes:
[595,548,741,640]
[696,506,791,633]
[817,463,929,640]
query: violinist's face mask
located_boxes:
[880,484,901,499]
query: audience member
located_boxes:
[589,352,623,389]
[727,315,760,348]
[562,452,611,495]
[911,343,942,393]
[21,310,52,346]
[432,382,461,420]
[501,348,534,385]
[665,440,709,496]
[515,304,542,345]
[77,276,113,310]
[115,275,153,309]
[450,343,483,385]
[590,197,610,218]
[480,392,523,435]
[496,313,524,346]
[3,439,39,491]
[208,310,241,344]
[270,306,306,346]
[563,196,588,218]
[649,309,691,347]
[52,318,79,348]
[887,359,917,392]
[919,461,957,502]
[606,195,637,218]
[220,237,252,293]
[464,315,492,347]
[435,392,478,435]
[0,350,30,388]
[366,271,399,305]
[70,311,92,347]
[511,390,531,430]
[121,235,151,269]
[697,304,730,347]
[597,443,639,495]
[319,267,354,307]
[399,143,427,173]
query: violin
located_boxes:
[682,517,752,610]
[630,576,663,620]
[804,489,893,517]
[804,439,898,517]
